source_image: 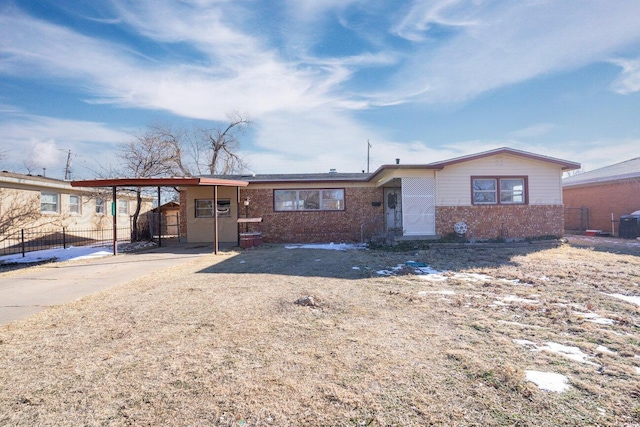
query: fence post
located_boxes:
[21,229,25,257]
[63,227,66,249]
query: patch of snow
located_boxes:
[352,266,360,270]
[500,321,546,329]
[596,345,616,355]
[285,243,366,251]
[418,290,456,296]
[525,370,569,392]
[636,367,640,375]
[0,245,116,264]
[515,340,599,367]
[538,342,600,366]
[605,293,640,306]
[376,264,405,276]
[503,295,539,304]
[573,312,616,325]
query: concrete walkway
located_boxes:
[0,242,226,325]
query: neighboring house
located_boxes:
[180,147,580,244]
[562,157,640,235]
[0,171,153,238]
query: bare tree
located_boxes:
[195,112,251,175]
[118,129,184,240]
[23,158,39,175]
[116,114,251,239]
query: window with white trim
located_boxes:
[117,199,128,215]
[69,195,81,214]
[274,189,345,211]
[195,199,231,217]
[472,177,526,205]
[41,192,59,213]
[96,198,106,215]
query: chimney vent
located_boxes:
[329,168,337,174]
[395,158,400,165]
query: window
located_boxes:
[117,199,128,215]
[274,189,345,211]
[195,199,231,217]
[96,198,106,215]
[69,195,81,214]
[41,192,59,213]
[500,179,525,204]
[472,177,526,205]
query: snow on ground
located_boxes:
[514,340,600,367]
[285,243,366,251]
[604,293,640,306]
[0,242,155,265]
[573,311,616,325]
[376,264,404,276]
[525,370,570,393]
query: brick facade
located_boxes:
[239,187,384,243]
[179,190,188,241]
[435,205,564,240]
[563,181,640,234]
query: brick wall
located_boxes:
[436,205,564,240]
[240,187,384,243]
[563,181,640,234]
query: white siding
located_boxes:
[436,154,563,206]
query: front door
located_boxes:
[384,188,402,232]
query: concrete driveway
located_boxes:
[0,242,224,325]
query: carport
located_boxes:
[71,177,249,255]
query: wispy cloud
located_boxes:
[392,0,479,42]
[610,58,640,94]
[1,1,639,177]
[0,111,131,174]
[387,1,640,104]
[508,123,556,139]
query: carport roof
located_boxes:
[70,177,249,187]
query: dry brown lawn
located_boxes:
[1,239,639,426]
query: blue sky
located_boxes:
[0,0,639,179]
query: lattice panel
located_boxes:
[402,177,436,235]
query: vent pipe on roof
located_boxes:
[395,158,400,165]
[329,168,337,174]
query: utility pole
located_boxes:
[63,149,72,180]
[367,140,371,173]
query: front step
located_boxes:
[394,234,441,242]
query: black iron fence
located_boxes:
[0,225,134,257]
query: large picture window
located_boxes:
[41,192,59,213]
[274,189,345,211]
[472,177,526,205]
[195,199,231,217]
